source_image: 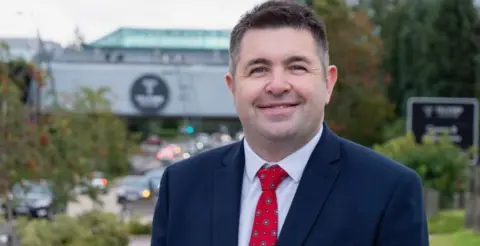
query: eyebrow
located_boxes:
[283,55,312,65]
[245,55,312,69]
[246,58,272,68]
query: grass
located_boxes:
[427,209,480,246]
[430,230,480,246]
[429,210,465,234]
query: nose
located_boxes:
[265,71,292,95]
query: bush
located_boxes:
[374,133,471,206]
[428,210,465,234]
[15,210,129,246]
[127,219,152,235]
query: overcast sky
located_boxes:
[0,0,266,46]
[1,0,479,46]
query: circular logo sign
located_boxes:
[130,74,170,114]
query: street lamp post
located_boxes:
[17,11,59,122]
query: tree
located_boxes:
[67,25,86,51]
[381,0,440,116]
[0,56,65,220]
[0,46,138,222]
[314,0,395,146]
[429,0,480,98]
[381,0,480,115]
[56,86,140,177]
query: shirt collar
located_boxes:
[243,125,323,183]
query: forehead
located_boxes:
[238,27,320,65]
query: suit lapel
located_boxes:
[212,141,245,246]
[277,126,342,246]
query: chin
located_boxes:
[258,125,298,141]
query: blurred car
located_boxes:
[90,171,109,194]
[144,167,166,180]
[145,135,163,145]
[148,176,162,197]
[155,144,184,161]
[196,133,213,149]
[74,171,109,195]
[1,180,66,219]
[116,176,152,204]
[159,159,173,167]
[144,167,166,197]
[236,131,244,141]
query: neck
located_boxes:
[244,124,321,163]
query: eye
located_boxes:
[249,67,268,75]
[290,65,307,71]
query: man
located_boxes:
[151,1,429,246]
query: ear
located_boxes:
[325,65,338,104]
[225,72,234,94]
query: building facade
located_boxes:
[44,28,238,118]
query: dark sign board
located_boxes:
[130,74,170,114]
[406,97,479,164]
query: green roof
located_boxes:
[88,28,231,50]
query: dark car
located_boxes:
[144,167,166,196]
[148,176,162,197]
[144,167,166,180]
[1,180,65,219]
[116,176,152,204]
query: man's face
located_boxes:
[226,27,337,141]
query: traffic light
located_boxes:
[186,126,194,134]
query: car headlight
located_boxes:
[141,190,151,198]
[33,199,51,207]
[0,234,8,244]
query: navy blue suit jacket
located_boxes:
[151,126,429,246]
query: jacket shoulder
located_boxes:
[167,141,239,173]
[338,137,420,181]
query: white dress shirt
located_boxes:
[237,126,323,246]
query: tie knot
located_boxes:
[257,165,288,191]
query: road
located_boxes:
[67,185,155,223]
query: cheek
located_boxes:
[234,82,262,106]
[295,81,328,108]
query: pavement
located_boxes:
[67,184,155,224]
[130,236,151,246]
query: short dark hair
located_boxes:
[229,0,329,75]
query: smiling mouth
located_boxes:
[257,103,300,109]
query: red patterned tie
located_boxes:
[249,165,288,246]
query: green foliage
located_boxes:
[380,117,406,142]
[0,47,139,214]
[381,0,439,115]
[429,0,480,98]
[313,0,395,146]
[373,133,471,199]
[381,0,480,115]
[428,210,465,235]
[127,219,152,235]
[51,87,140,178]
[14,211,130,246]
